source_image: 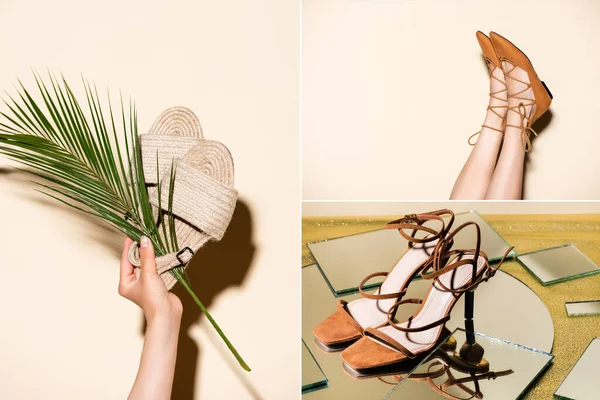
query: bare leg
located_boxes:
[485,62,535,200]
[450,67,507,199]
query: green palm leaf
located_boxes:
[0,73,250,371]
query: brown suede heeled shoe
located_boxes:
[313,210,456,352]
[341,222,514,371]
[469,31,508,146]
[489,31,553,152]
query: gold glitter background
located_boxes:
[302,214,600,399]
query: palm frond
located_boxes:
[0,73,249,371]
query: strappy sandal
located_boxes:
[313,210,456,352]
[127,107,238,289]
[469,31,508,146]
[489,32,553,153]
[341,222,514,370]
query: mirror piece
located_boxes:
[302,264,554,400]
[565,301,600,317]
[307,211,516,295]
[302,339,328,394]
[385,329,554,400]
[554,338,600,400]
[517,244,600,286]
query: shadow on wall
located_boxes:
[166,199,257,400]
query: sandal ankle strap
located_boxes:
[420,222,514,294]
[385,209,455,248]
[357,209,455,301]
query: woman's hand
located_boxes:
[119,236,182,400]
[119,236,183,323]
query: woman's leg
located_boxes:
[485,62,535,200]
[450,66,507,199]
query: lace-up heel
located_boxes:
[489,31,552,152]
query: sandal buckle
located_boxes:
[176,247,195,265]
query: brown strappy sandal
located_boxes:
[341,222,514,371]
[469,31,508,146]
[489,32,553,153]
[313,209,456,352]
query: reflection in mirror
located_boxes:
[555,338,599,400]
[308,211,516,295]
[302,339,328,394]
[517,244,600,285]
[384,329,554,400]
[565,300,600,317]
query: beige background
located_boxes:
[303,0,600,200]
[0,1,299,399]
[303,201,600,217]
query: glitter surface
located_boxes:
[302,214,600,399]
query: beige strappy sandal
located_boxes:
[489,32,553,153]
[128,107,238,289]
[469,31,508,146]
[313,210,456,352]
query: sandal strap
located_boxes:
[501,59,538,152]
[386,209,455,249]
[421,221,483,293]
[364,327,416,358]
[148,158,238,241]
[358,272,407,300]
[469,67,508,146]
[357,209,455,301]
[385,297,451,333]
[128,243,195,274]
[506,103,537,152]
[337,300,365,334]
[420,221,514,294]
